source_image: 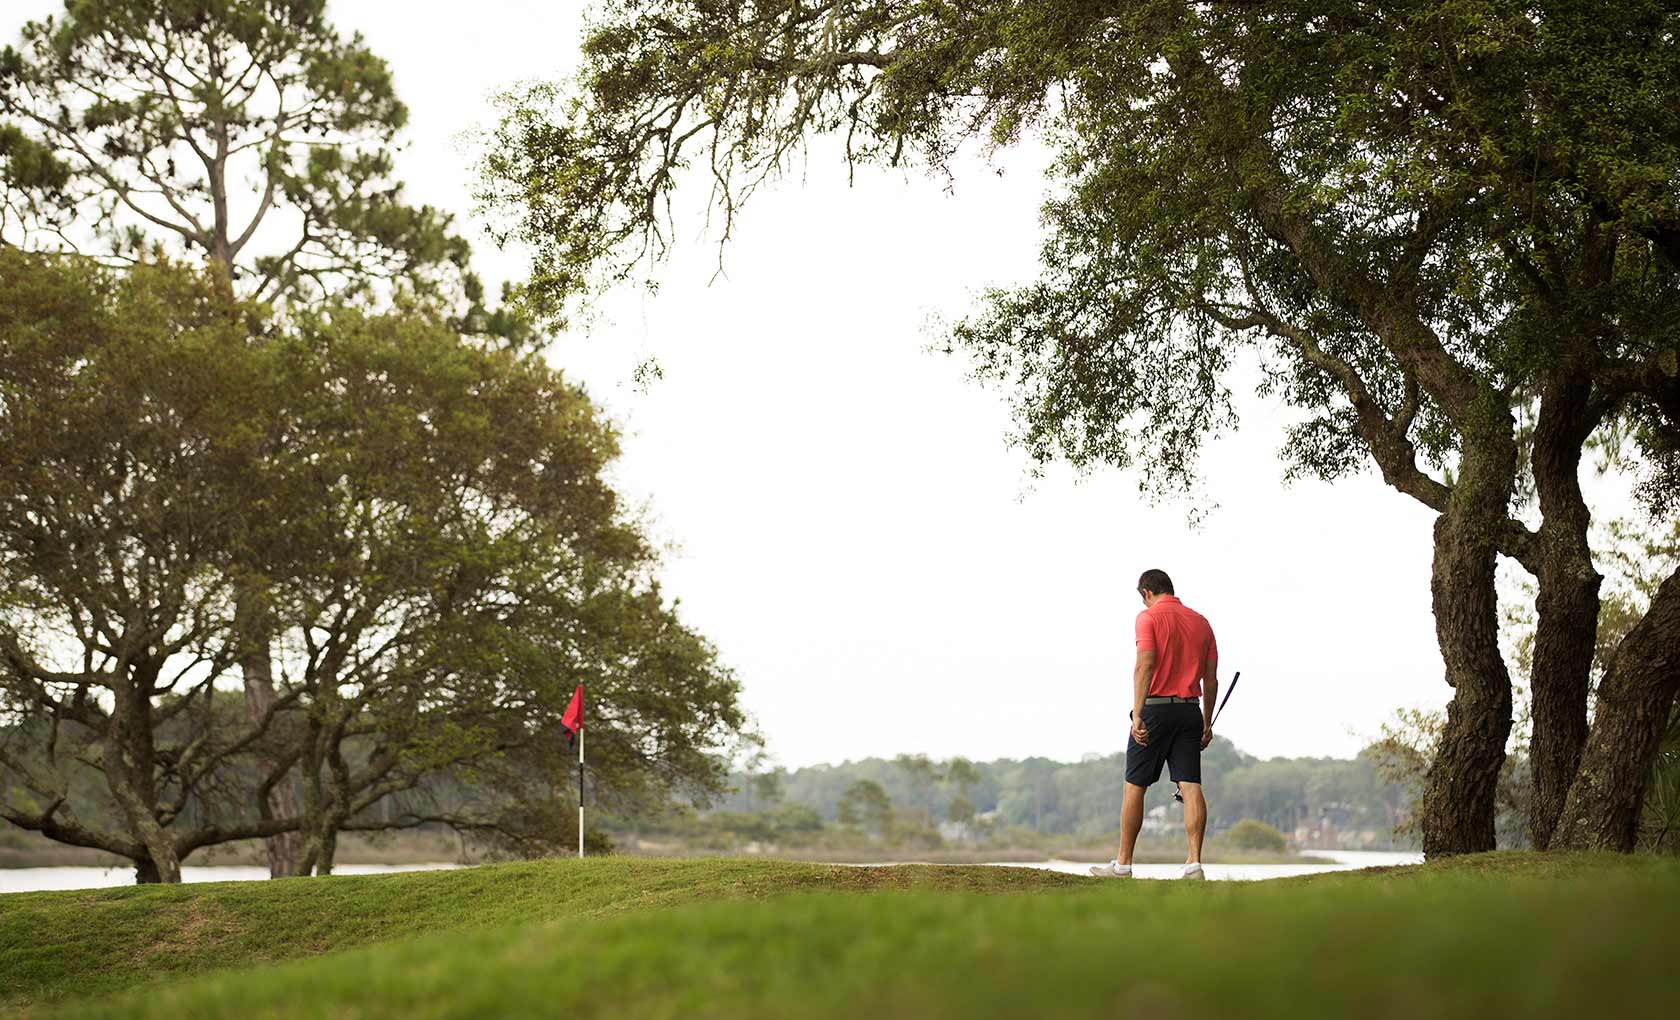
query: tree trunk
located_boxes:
[1527,552,1598,848]
[315,733,357,877]
[235,590,302,878]
[105,668,183,883]
[1526,375,1602,849]
[316,818,341,876]
[132,848,182,884]
[1419,431,1517,857]
[295,709,342,877]
[1552,566,1680,851]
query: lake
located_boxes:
[0,850,1422,894]
[996,849,1424,881]
[0,862,460,894]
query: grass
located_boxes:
[0,857,1081,1014]
[3,852,1677,1019]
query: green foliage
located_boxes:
[0,0,525,339]
[1641,707,1680,855]
[750,769,786,808]
[1223,819,1288,852]
[485,0,1678,498]
[0,121,67,193]
[0,253,746,873]
[718,745,1408,849]
[944,757,980,795]
[486,0,1680,856]
[893,753,944,789]
[837,779,893,836]
[10,854,1680,1019]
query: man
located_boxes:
[1090,569,1218,880]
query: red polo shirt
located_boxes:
[1135,595,1217,698]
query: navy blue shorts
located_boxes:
[1125,702,1203,787]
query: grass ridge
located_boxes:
[0,857,1083,1014]
[4,852,1676,1019]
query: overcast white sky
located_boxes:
[20,1,1600,767]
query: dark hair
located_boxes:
[1137,569,1175,596]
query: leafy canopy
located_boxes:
[2,0,526,339]
[484,0,1680,512]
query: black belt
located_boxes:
[1143,695,1199,705]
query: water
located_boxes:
[995,849,1424,881]
[0,850,1422,894]
[0,862,458,894]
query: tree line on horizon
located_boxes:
[677,745,1421,852]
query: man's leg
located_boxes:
[1117,782,1147,866]
[1179,782,1206,864]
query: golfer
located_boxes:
[1091,569,1218,880]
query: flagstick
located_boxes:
[577,725,585,859]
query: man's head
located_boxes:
[1137,569,1175,606]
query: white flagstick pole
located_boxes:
[577,724,585,859]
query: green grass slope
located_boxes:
[8,853,1680,1020]
[0,857,1082,1014]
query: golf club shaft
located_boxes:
[1211,670,1241,727]
[1176,671,1240,803]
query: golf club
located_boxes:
[1174,670,1240,803]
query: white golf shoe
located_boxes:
[1180,862,1206,880]
[1088,861,1133,878]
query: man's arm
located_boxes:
[1132,649,1155,745]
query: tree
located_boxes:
[1224,819,1288,853]
[483,0,1680,855]
[1529,518,1678,851]
[0,0,506,318]
[1373,517,1680,847]
[942,756,980,835]
[238,302,743,874]
[0,253,304,882]
[892,752,942,812]
[944,757,980,799]
[837,778,892,837]
[0,252,747,881]
[0,0,530,876]
[749,769,786,810]
[1371,704,1532,848]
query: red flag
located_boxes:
[561,684,584,746]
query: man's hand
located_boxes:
[1200,724,1213,751]
[1131,714,1149,746]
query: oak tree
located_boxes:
[483,0,1680,854]
[0,252,747,881]
[1,0,531,875]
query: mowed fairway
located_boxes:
[3,853,1677,1019]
